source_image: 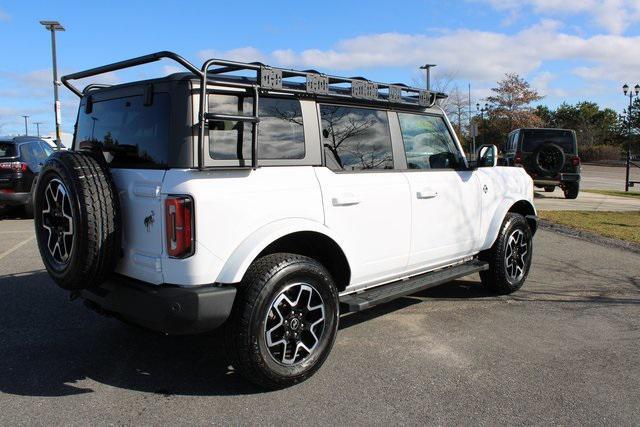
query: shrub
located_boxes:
[579,145,621,162]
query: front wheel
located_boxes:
[225,253,339,389]
[480,213,533,294]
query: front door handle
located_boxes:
[417,188,438,199]
[332,193,360,206]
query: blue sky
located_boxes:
[1,0,640,141]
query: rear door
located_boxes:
[74,93,171,284]
[314,105,411,290]
[395,112,481,274]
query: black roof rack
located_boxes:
[61,50,447,108]
[61,51,447,170]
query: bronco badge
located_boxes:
[144,211,155,232]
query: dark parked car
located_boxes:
[0,136,54,216]
[503,128,580,199]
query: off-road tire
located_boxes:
[563,182,579,199]
[225,253,339,389]
[34,151,121,290]
[479,213,532,295]
[544,186,555,192]
[533,143,565,176]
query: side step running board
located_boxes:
[340,259,489,313]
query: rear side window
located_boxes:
[0,142,16,158]
[75,94,171,168]
[20,142,46,164]
[320,105,393,171]
[522,129,576,153]
[208,95,305,160]
[397,113,462,170]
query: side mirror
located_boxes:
[477,144,498,168]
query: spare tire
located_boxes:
[533,142,565,176]
[34,151,121,290]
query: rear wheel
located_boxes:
[226,253,339,389]
[480,213,533,295]
[563,182,579,199]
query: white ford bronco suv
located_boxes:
[34,52,537,389]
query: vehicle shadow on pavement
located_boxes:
[1,270,637,399]
[0,270,266,397]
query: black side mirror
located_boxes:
[476,144,498,168]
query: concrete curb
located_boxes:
[538,219,640,255]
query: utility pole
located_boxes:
[623,83,639,192]
[419,64,437,91]
[21,115,29,135]
[469,83,474,156]
[40,20,65,151]
[34,121,43,137]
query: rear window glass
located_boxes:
[75,94,170,168]
[522,129,576,153]
[0,142,16,157]
[208,95,305,161]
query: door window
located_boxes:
[208,95,305,160]
[397,113,462,170]
[319,105,393,171]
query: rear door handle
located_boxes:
[332,193,360,206]
[417,188,438,199]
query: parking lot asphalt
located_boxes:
[0,216,639,425]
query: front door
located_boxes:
[394,112,482,275]
[315,105,411,291]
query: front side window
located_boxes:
[208,95,305,161]
[398,113,462,170]
[320,105,393,171]
[75,94,171,168]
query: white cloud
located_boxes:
[479,0,640,34]
[0,8,10,22]
[213,20,640,88]
[198,47,268,64]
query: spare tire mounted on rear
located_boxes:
[34,151,121,290]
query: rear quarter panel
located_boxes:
[160,166,324,286]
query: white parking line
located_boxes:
[0,235,36,261]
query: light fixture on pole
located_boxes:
[622,83,640,192]
[419,64,437,91]
[40,20,65,151]
[21,115,29,136]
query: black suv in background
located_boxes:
[503,128,580,199]
[0,136,54,216]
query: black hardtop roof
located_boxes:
[511,128,576,134]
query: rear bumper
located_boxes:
[0,191,30,206]
[81,275,237,335]
[534,173,580,186]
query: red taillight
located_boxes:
[514,151,523,165]
[165,195,194,258]
[572,155,580,167]
[0,161,26,173]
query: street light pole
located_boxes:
[40,20,65,151]
[476,103,489,147]
[21,115,29,135]
[34,122,43,137]
[419,64,437,91]
[623,83,640,192]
